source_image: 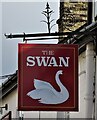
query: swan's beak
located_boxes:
[60,70,63,74]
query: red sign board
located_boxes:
[18,44,78,111]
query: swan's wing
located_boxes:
[38,89,58,104]
[34,79,53,90]
[27,89,57,104]
[27,89,42,99]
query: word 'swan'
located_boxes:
[26,56,70,67]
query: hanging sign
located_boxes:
[18,44,78,111]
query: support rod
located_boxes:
[24,37,64,41]
[4,32,83,39]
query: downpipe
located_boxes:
[85,42,96,118]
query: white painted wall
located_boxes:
[94,2,97,17]
[85,43,95,118]
[1,89,18,118]
[95,56,97,119]
[93,1,97,22]
[70,51,87,118]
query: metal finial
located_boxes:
[41,2,56,33]
[46,2,50,9]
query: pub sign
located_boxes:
[18,44,78,111]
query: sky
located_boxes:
[0,1,59,83]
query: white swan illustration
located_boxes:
[27,70,69,104]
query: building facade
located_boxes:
[57,1,97,119]
[57,2,88,32]
[0,1,97,119]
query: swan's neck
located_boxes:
[55,73,65,93]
